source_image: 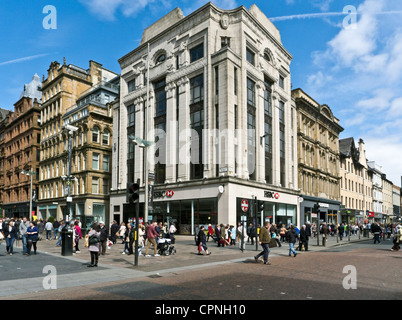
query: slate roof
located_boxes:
[19,74,42,102]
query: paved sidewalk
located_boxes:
[11,232,371,272]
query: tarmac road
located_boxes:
[2,237,401,301]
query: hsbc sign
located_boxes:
[264,191,280,199]
[154,190,174,199]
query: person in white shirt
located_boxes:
[45,220,53,240]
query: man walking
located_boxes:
[53,219,60,240]
[145,221,160,257]
[286,225,299,257]
[254,221,272,265]
[373,222,381,244]
[19,217,30,255]
[45,220,53,240]
[298,224,309,251]
[338,223,344,241]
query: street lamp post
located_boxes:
[21,169,35,221]
[62,125,78,231]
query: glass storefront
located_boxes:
[236,198,297,228]
[151,198,218,235]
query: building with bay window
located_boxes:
[3,74,42,218]
[111,3,299,234]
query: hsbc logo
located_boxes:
[154,190,174,199]
[264,191,280,199]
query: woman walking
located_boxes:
[197,226,211,255]
[4,220,18,256]
[26,221,39,255]
[88,224,101,267]
[74,221,82,253]
[118,222,126,244]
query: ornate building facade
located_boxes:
[37,59,117,225]
[2,74,42,218]
[293,88,343,225]
[112,3,300,233]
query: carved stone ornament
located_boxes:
[220,13,230,29]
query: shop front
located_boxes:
[3,202,38,219]
[300,196,340,226]
[121,178,300,235]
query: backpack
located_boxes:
[89,235,99,245]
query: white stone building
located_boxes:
[110,3,299,234]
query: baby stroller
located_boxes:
[157,236,176,256]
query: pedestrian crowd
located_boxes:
[1,216,401,268]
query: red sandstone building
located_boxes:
[2,74,42,218]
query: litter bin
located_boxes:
[61,229,74,256]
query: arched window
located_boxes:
[156,53,166,64]
[102,129,110,145]
[92,127,99,143]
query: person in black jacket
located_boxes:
[110,220,120,244]
[338,223,344,241]
[197,226,210,255]
[99,221,109,256]
[4,220,18,256]
[373,222,381,244]
[286,225,299,257]
[298,225,309,251]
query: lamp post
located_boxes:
[21,169,35,221]
[62,124,78,231]
[129,135,153,267]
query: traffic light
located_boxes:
[258,200,265,213]
[313,203,320,214]
[127,183,140,204]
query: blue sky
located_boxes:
[1,0,401,186]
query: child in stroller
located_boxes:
[157,234,176,256]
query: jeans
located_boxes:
[374,233,381,244]
[54,229,59,239]
[289,243,297,256]
[256,243,270,263]
[6,238,15,254]
[22,234,28,254]
[46,230,52,240]
[56,235,62,246]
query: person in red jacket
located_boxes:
[145,221,160,257]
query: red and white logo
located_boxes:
[166,190,174,198]
[274,193,280,199]
[241,199,249,212]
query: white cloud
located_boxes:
[310,0,334,12]
[364,136,402,185]
[79,0,162,20]
[304,0,402,186]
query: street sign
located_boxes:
[241,199,249,212]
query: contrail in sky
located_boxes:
[269,10,402,22]
[0,53,49,67]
